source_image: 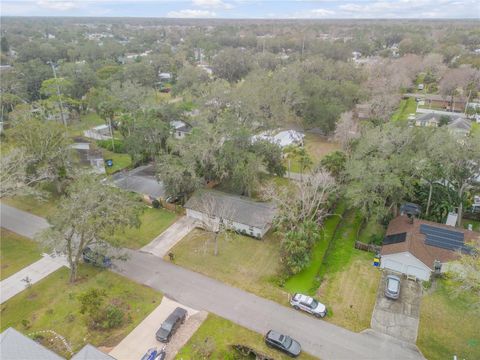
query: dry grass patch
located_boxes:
[305,133,340,164]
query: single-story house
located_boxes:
[380,215,479,281]
[414,113,450,127]
[83,124,112,140]
[170,120,192,139]
[158,72,172,81]
[111,164,165,201]
[422,94,467,112]
[184,189,276,239]
[252,129,305,149]
[71,344,116,360]
[447,117,471,136]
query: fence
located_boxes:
[355,241,381,254]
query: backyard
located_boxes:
[0,228,42,280]
[176,314,317,360]
[167,229,289,304]
[417,279,480,360]
[0,266,161,358]
[391,97,417,123]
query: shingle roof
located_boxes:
[382,216,480,269]
[71,344,116,360]
[0,328,65,360]
[184,189,276,229]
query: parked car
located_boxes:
[141,348,158,360]
[82,247,112,268]
[265,330,301,357]
[290,293,327,318]
[384,275,401,300]
[165,193,186,205]
[156,307,187,342]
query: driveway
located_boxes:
[2,204,424,360]
[109,297,207,360]
[371,272,423,343]
[141,216,197,258]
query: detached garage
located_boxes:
[380,215,479,281]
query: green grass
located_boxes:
[471,122,480,136]
[0,266,161,358]
[316,210,381,331]
[417,279,480,360]
[103,150,132,175]
[391,97,417,122]
[284,201,347,295]
[112,207,177,249]
[1,192,59,219]
[69,112,105,138]
[176,314,317,360]
[168,229,289,304]
[463,219,480,232]
[0,228,42,280]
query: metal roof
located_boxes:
[0,328,65,360]
[71,344,116,360]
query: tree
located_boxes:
[124,62,156,88]
[212,48,252,82]
[38,174,141,282]
[334,111,360,152]
[320,151,347,181]
[439,66,478,112]
[1,36,9,53]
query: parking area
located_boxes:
[109,297,207,360]
[371,271,423,343]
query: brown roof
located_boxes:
[382,215,480,269]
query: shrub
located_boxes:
[21,319,31,329]
[103,305,124,329]
[97,139,126,153]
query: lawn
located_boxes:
[68,112,105,138]
[176,314,317,360]
[316,210,381,332]
[0,228,42,280]
[112,207,178,249]
[0,266,161,358]
[103,150,132,175]
[417,279,480,360]
[167,229,289,304]
[391,97,417,122]
[463,219,480,232]
[1,190,59,219]
[284,201,347,295]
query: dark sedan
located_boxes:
[82,247,112,268]
[156,307,187,343]
[265,330,301,357]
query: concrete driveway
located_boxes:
[371,272,422,343]
[109,297,207,360]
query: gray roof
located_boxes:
[447,118,471,132]
[71,344,116,360]
[184,189,276,229]
[112,165,165,199]
[0,328,65,360]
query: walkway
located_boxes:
[141,216,196,258]
[0,254,68,303]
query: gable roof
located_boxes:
[0,328,65,360]
[447,117,471,132]
[71,344,115,360]
[382,215,480,269]
[184,189,276,229]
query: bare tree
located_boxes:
[334,111,359,152]
[439,65,479,112]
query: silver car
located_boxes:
[290,293,327,318]
[384,275,401,300]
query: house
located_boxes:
[71,344,116,360]
[184,189,276,239]
[414,113,446,127]
[158,72,172,82]
[0,327,64,360]
[252,129,305,149]
[422,94,467,112]
[71,142,106,174]
[447,117,471,136]
[170,120,192,139]
[83,124,112,140]
[380,215,479,281]
[111,164,165,201]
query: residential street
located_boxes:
[0,204,423,360]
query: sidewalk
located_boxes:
[141,216,196,258]
[0,254,69,303]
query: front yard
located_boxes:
[0,228,42,280]
[167,229,289,304]
[417,279,480,360]
[176,314,317,360]
[0,266,161,358]
[103,150,132,175]
[1,190,59,219]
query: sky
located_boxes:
[1,0,479,19]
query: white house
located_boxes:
[83,124,112,140]
[252,129,305,149]
[380,215,479,281]
[170,120,192,139]
[184,189,276,239]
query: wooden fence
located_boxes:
[355,241,381,254]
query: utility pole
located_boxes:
[48,61,67,129]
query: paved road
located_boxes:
[1,204,423,360]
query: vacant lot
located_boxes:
[176,314,317,360]
[0,228,42,280]
[417,279,480,360]
[317,210,381,332]
[168,229,288,304]
[112,207,177,249]
[0,266,161,358]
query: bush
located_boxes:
[97,139,126,153]
[103,305,124,329]
[151,199,161,209]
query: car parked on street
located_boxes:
[265,330,301,357]
[384,275,401,300]
[290,293,327,318]
[82,247,112,268]
[156,307,187,342]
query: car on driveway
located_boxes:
[156,307,187,342]
[265,330,301,357]
[82,247,112,268]
[290,293,327,318]
[384,275,401,300]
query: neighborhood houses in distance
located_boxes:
[0,3,479,360]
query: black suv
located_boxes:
[156,307,187,342]
[265,330,301,357]
[82,247,112,268]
